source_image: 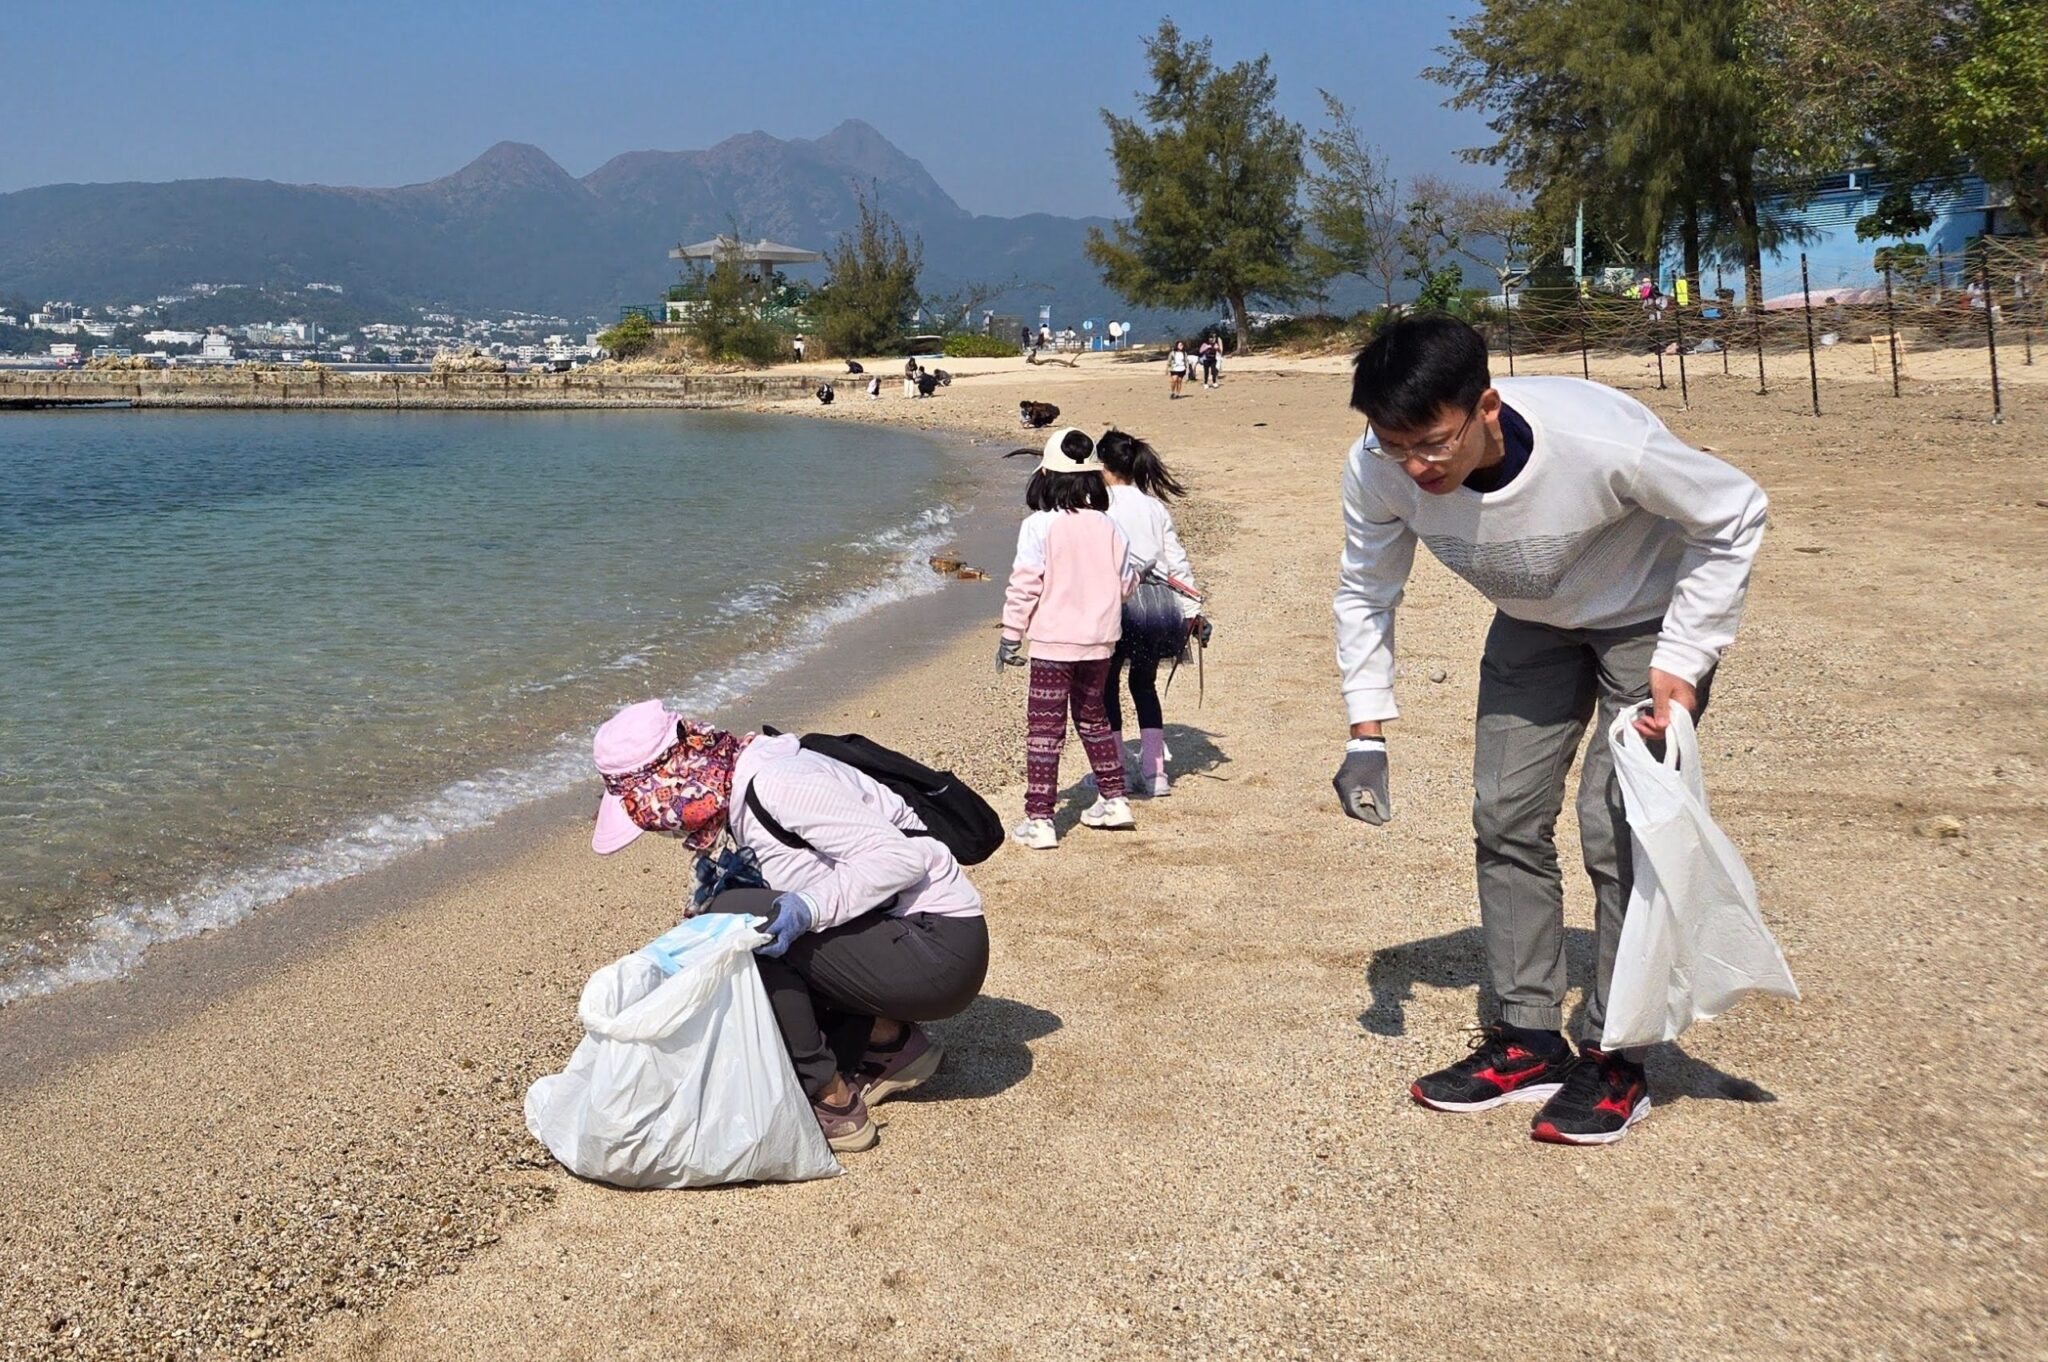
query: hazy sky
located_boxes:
[1,1,1493,218]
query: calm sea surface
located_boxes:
[0,408,969,1001]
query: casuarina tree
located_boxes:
[1086,21,1306,351]
[1303,91,1406,313]
[814,189,923,358]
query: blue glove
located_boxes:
[755,892,814,958]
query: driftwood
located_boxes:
[1024,350,1080,368]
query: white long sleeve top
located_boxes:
[1335,376,1768,724]
[1106,483,1201,619]
[729,734,983,931]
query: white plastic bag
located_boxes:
[1601,703,1799,1048]
[524,913,841,1189]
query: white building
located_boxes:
[200,335,237,361]
[143,330,206,347]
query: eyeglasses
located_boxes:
[1368,406,1476,465]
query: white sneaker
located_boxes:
[1148,774,1172,798]
[1079,796,1136,830]
[1011,817,1058,850]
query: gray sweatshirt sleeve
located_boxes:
[1334,438,1418,723]
[1626,418,1769,683]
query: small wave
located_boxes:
[0,503,961,1009]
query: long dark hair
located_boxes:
[1096,429,1186,502]
[1026,469,1109,512]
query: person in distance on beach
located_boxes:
[998,428,1140,849]
[1332,316,1767,1146]
[591,703,989,1155]
[1167,340,1189,398]
[1096,430,1205,798]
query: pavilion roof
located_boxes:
[668,235,823,264]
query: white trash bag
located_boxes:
[1601,703,1800,1049]
[525,913,841,1189]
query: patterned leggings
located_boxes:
[1025,657,1127,819]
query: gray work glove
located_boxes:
[996,636,1025,676]
[1334,738,1393,825]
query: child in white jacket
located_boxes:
[1097,429,1204,797]
[998,428,1139,848]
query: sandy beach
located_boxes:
[4,346,2044,1360]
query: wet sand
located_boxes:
[3,351,2044,1360]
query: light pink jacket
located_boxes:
[1002,508,1137,662]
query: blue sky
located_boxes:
[3,0,1492,218]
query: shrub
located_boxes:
[597,313,657,359]
[942,333,1018,358]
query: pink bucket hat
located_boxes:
[591,701,751,855]
[592,700,683,854]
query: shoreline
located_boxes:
[0,414,1018,1047]
[3,358,2042,1360]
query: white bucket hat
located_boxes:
[1037,427,1102,474]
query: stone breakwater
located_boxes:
[0,369,821,410]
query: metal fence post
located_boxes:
[1503,283,1516,377]
[1750,266,1768,395]
[1800,253,1820,417]
[1578,301,1590,380]
[1673,303,1689,406]
[1882,264,1902,397]
[1981,254,2003,424]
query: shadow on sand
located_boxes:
[1360,925,1776,1106]
[1050,723,1230,826]
[916,995,1062,1102]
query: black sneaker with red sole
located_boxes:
[1530,1045,1652,1146]
[1410,1025,1572,1113]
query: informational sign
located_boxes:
[1107,321,1122,340]
[1675,278,1691,306]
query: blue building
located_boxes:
[1742,172,2026,302]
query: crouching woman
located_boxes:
[591,701,988,1155]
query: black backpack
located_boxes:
[743,729,1004,866]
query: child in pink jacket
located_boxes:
[997,428,1139,848]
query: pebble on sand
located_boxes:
[1913,815,1965,840]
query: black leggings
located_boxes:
[703,888,989,1100]
[1103,642,1163,732]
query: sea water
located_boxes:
[0,408,971,1003]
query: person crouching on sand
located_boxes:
[591,701,990,1155]
[1097,430,1205,798]
[997,428,1139,849]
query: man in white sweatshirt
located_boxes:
[1332,316,1767,1146]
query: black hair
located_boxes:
[1097,429,1186,501]
[1026,469,1109,513]
[1349,315,1492,433]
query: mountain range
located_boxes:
[0,120,1148,327]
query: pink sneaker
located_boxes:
[813,1086,878,1153]
[856,1023,944,1104]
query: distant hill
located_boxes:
[0,120,1175,331]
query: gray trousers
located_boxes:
[1473,612,1712,1042]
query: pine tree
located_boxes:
[1086,21,1306,350]
[813,190,923,358]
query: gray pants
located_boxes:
[1473,612,1712,1042]
[704,889,989,1099]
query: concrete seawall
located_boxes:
[0,369,820,410]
